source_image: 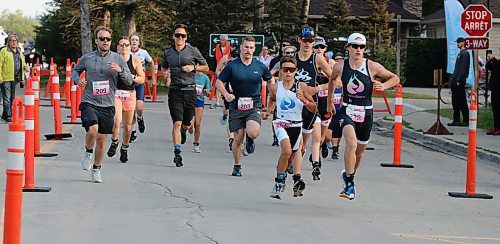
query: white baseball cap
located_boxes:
[347,33,366,45]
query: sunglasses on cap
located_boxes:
[350,44,366,50]
[174,33,187,38]
[314,45,326,49]
[281,67,297,73]
[300,38,315,43]
[98,36,112,42]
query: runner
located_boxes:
[72,26,134,183]
[215,39,239,151]
[107,36,145,163]
[327,33,400,200]
[294,27,332,181]
[270,45,297,77]
[161,24,209,167]
[189,70,212,153]
[263,56,317,199]
[215,36,274,177]
[129,33,154,142]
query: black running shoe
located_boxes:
[137,116,145,133]
[321,142,328,158]
[120,144,129,163]
[312,162,321,181]
[130,131,138,143]
[245,136,255,154]
[232,166,242,177]
[181,128,187,145]
[331,146,339,159]
[228,138,234,151]
[174,149,183,167]
[107,141,118,157]
[293,178,306,197]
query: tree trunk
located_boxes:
[123,3,136,36]
[300,0,310,26]
[80,0,92,55]
[253,0,265,32]
[103,7,111,27]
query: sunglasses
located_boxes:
[300,38,315,43]
[174,33,187,39]
[314,45,326,49]
[350,44,366,50]
[285,51,295,55]
[282,43,290,47]
[98,36,112,42]
[281,67,297,73]
[118,43,130,47]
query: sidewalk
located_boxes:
[375,87,500,168]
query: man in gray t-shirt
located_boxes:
[71,26,133,183]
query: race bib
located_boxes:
[333,93,342,105]
[272,119,291,130]
[115,90,131,100]
[196,84,204,96]
[92,80,110,96]
[318,89,328,98]
[237,97,254,111]
[346,105,365,123]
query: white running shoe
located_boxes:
[193,144,201,153]
[91,169,102,183]
[81,151,93,171]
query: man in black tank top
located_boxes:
[327,33,400,200]
[295,26,332,181]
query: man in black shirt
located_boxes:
[448,37,470,127]
[486,52,500,135]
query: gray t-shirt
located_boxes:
[71,50,133,107]
[161,45,207,90]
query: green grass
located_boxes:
[374,90,436,99]
[425,108,494,130]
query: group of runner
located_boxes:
[71,24,400,201]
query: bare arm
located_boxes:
[327,61,344,115]
[299,82,317,112]
[262,84,277,120]
[216,79,234,102]
[132,56,145,84]
[370,60,399,91]
[215,55,228,76]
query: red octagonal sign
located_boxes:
[461,4,492,37]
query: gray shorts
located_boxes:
[228,108,261,132]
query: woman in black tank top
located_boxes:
[107,36,145,163]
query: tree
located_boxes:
[0,10,40,43]
[80,0,92,55]
[364,0,395,71]
[265,0,301,40]
[253,0,265,32]
[300,0,311,26]
[321,0,354,50]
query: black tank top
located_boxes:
[317,57,329,85]
[294,53,318,88]
[117,55,136,91]
[341,58,373,106]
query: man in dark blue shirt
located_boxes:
[448,37,470,127]
[216,36,274,177]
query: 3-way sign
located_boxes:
[461,4,492,50]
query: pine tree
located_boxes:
[364,0,395,71]
[265,0,301,41]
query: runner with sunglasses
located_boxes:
[107,36,145,163]
[295,26,332,181]
[161,24,209,167]
[327,33,400,200]
[263,56,316,199]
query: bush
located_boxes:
[404,38,447,87]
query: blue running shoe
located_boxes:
[270,178,286,199]
[232,166,242,177]
[339,183,355,200]
[341,170,347,187]
[220,115,227,125]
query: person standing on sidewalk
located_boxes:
[486,52,500,135]
[72,26,134,183]
[448,37,470,127]
[0,34,28,122]
[161,23,209,167]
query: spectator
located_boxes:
[448,37,469,127]
[25,48,42,68]
[486,52,500,135]
[258,46,271,68]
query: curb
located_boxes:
[374,118,500,169]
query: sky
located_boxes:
[1,0,53,19]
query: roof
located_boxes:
[423,0,500,22]
[309,0,420,20]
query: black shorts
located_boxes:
[328,112,342,138]
[274,123,302,152]
[229,108,261,132]
[338,106,373,144]
[80,102,115,134]
[168,89,196,126]
[302,108,319,133]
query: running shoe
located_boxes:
[91,169,102,183]
[321,142,329,158]
[120,145,128,163]
[220,115,227,125]
[293,178,306,197]
[228,138,234,151]
[137,116,145,133]
[339,183,356,200]
[245,136,255,154]
[81,151,93,171]
[286,164,293,175]
[270,178,286,200]
[312,162,321,181]
[181,128,187,145]
[341,170,347,187]
[174,149,183,167]
[193,143,201,153]
[130,130,138,143]
[331,146,339,159]
[107,141,118,157]
[232,166,242,177]
[272,135,279,147]
[242,146,248,156]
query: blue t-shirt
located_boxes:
[218,58,272,109]
[195,73,212,101]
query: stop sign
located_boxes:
[461,4,492,37]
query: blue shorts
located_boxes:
[135,83,145,101]
[195,100,205,108]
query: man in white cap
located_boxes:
[327,33,400,200]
